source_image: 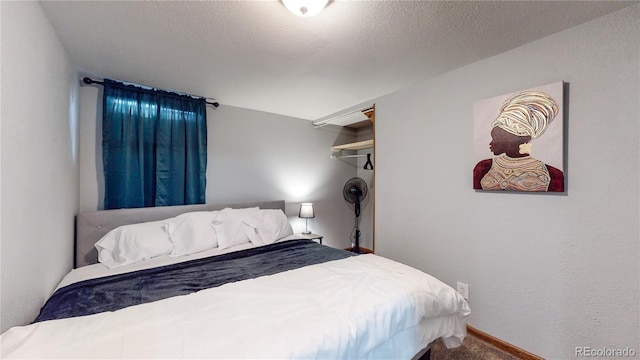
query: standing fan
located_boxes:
[343,177,368,253]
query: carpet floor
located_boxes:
[429,333,521,360]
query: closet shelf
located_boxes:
[331,139,374,152]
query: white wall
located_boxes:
[77,90,358,249]
[375,5,639,358]
[205,105,358,248]
[0,2,79,332]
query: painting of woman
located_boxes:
[473,86,565,192]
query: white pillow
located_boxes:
[164,211,220,257]
[214,207,260,250]
[244,209,294,245]
[95,220,173,269]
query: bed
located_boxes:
[1,200,470,359]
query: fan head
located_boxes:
[343,177,368,204]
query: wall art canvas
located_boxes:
[473,81,565,192]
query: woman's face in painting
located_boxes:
[489,127,531,157]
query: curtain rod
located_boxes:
[82,77,219,108]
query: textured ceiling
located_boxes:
[40,0,633,121]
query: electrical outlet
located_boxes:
[456,281,469,302]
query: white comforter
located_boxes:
[1,254,470,359]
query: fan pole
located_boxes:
[354,214,361,254]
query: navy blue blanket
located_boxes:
[34,240,355,323]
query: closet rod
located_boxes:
[82,77,220,108]
[331,153,368,159]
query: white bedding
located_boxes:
[1,244,470,359]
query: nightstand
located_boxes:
[296,233,323,245]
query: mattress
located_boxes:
[1,238,470,359]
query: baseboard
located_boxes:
[467,325,544,360]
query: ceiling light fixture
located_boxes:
[282,0,329,17]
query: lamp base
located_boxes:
[302,218,312,235]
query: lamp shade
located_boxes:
[282,0,329,17]
[298,203,315,218]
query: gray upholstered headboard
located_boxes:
[75,200,286,268]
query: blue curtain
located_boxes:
[102,79,207,209]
